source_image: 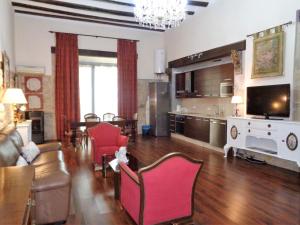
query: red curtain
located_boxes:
[55,33,80,141]
[117,39,137,119]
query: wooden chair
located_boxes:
[112,116,126,134]
[84,113,97,119]
[83,114,101,148]
[120,152,203,225]
[103,113,115,121]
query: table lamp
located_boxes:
[231,95,243,117]
[2,88,27,126]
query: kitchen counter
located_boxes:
[168,112,228,121]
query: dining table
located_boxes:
[69,119,137,146]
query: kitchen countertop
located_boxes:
[168,112,228,121]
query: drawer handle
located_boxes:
[268,132,271,135]
[248,129,251,133]
[248,122,251,125]
[196,118,202,121]
[187,117,193,120]
[268,124,271,128]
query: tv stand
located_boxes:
[224,117,300,167]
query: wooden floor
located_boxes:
[63,136,300,225]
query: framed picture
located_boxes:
[25,93,43,110]
[252,31,283,78]
[3,51,10,88]
[24,76,43,92]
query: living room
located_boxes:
[0,0,300,225]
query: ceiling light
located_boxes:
[134,0,187,30]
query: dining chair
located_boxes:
[103,113,115,121]
[112,116,126,134]
[120,152,203,225]
[83,114,101,148]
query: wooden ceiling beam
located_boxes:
[15,10,164,32]
[12,2,139,24]
[92,0,209,7]
[188,1,209,7]
[28,0,195,17]
[29,0,135,17]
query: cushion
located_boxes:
[21,141,40,163]
[16,155,28,166]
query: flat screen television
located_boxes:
[247,84,290,118]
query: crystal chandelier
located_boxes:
[134,0,187,30]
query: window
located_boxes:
[79,56,118,121]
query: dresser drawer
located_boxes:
[247,121,277,130]
[247,128,277,139]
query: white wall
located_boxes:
[0,0,15,69]
[15,14,165,79]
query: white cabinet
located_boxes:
[224,117,300,167]
[16,120,32,145]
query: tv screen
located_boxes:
[247,84,290,118]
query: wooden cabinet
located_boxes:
[175,72,195,98]
[186,63,234,98]
[175,73,185,98]
[184,116,210,142]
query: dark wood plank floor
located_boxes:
[63,136,300,225]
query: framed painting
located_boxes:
[24,76,43,93]
[252,31,283,78]
[25,93,43,110]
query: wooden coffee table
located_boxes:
[102,153,141,199]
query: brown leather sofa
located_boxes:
[0,127,71,225]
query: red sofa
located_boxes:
[88,122,128,166]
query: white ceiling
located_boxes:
[11,0,210,32]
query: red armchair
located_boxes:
[88,122,128,166]
[120,152,203,225]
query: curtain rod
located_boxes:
[246,21,293,37]
[49,31,139,42]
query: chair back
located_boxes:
[87,122,121,146]
[138,152,203,225]
[103,113,115,121]
[84,113,97,119]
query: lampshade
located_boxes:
[2,88,27,104]
[231,96,243,104]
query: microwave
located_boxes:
[220,82,233,97]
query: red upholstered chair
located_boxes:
[120,152,203,225]
[87,122,128,167]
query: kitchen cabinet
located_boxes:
[184,116,210,142]
[175,73,186,98]
[175,72,195,98]
[193,63,234,98]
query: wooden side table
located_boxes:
[0,166,35,225]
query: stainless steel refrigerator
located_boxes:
[149,82,170,136]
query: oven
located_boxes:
[220,82,233,97]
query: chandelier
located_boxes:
[134,0,187,30]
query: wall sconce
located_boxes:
[2,88,27,126]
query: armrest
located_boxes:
[119,162,140,224]
[120,162,139,185]
[38,142,62,153]
[118,135,128,146]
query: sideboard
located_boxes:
[224,117,300,167]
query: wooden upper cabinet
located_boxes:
[175,73,186,98]
[194,63,234,98]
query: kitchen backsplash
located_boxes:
[176,97,234,117]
